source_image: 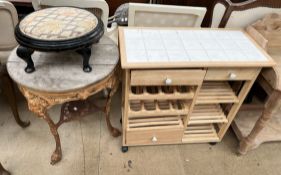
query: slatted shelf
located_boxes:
[129,86,194,100]
[188,104,228,124]
[127,116,184,131]
[182,124,220,143]
[129,100,190,117]
[196,82,239,104]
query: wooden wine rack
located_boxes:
[188,104,228,125]
[122,68,262,147]
[196,82,239,104]
[119,27,275,150]
[182,124,219,143]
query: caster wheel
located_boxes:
[209,142,217,146]
[121,146,128,153]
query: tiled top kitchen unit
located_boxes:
[119,27,275,150]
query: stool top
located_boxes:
[7,36,119,92]
[19,7,98,41]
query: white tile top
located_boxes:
[123,28,268,63]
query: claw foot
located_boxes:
[111,128,121,137]
[83,65,92,73]
[19,120,31,128]
[50,149,62,165]
[1,170,10,175]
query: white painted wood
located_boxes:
[128,3,206,27]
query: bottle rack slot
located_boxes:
[129,100,190,117]
[129,86,194,100]
[182,124,219,143]
[196,82,239,104]
[188,104,228,124]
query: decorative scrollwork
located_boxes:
[18,66,120,118]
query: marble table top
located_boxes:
[119,28,275,69]
[7,36,119,92]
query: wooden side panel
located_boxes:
[122,70,130,146]
[218,68,262,139]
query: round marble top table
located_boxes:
[7,36,121,165]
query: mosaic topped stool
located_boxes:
[15,7,104,73]
[7,36,121,165]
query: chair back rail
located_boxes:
[208,0,281,28]
[128,3,207,27]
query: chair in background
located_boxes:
[128,3,207,27]
[209,0,281,28]
[208,0,281,154]
[0,162,10,175]
[0,0,30,128]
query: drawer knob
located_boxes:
[229,73,237,80]
[152,136,157,142]
[165,78,172,85]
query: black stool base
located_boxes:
[16,46,94,73]
[77,47,92,73]
[16,46,35,73]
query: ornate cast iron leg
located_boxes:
[40,112,62,165]
[238,91,280,155]
[19,86,62,165]
[105,82,121,137]
[76,47,92,72]
[16,46,35,73]
[0,163,10,175]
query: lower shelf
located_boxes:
[182,124,220,143]
[128,115,183,130]
[196,81,239,104]
[188,104,228,124]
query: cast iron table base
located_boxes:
[18,67,121,165]
[0,163,10,175]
